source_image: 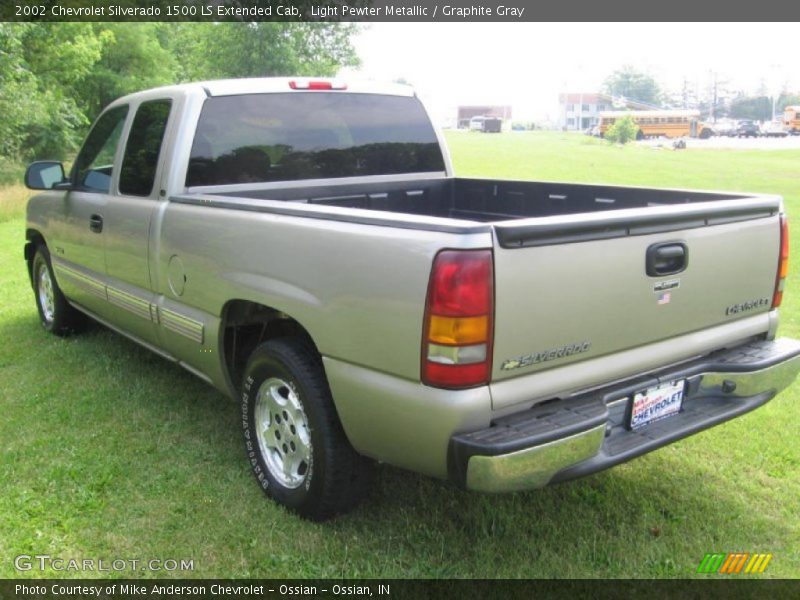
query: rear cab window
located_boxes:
[186,93,445,187]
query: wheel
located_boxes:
[241,338,373,520]
[31,246,86,336]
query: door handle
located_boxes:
[646,242,687,276]
[89,214,103,233]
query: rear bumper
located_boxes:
[449,338,800,492]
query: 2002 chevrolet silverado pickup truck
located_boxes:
[24,78,800,520]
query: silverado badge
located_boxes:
[501,341,592,371]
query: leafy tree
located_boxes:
[0,24,102,160]
[603,66,662,106]
[729,95,772,121]
[728,93,800,122]
[167,23,360,81]
[79,24,179,117]
[778,94,800,112]
[0,22,360,165]
[604,116,640,145]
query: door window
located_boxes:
[73,105,129,193]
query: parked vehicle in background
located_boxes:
[712,120,737,137]
[469,116,502,133]
[760,121,789,138]
[469,115,486,131]
[482,117,502,133]
[599,110,713,140]
[483,117,502,133]
[736,120,760,138]
[22,77,800,520]
[784,106,800,135]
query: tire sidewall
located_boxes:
[32,249,57,333]
[241,346,327,512]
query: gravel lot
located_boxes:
[637,135,800,150]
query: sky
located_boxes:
[341,23,797,124]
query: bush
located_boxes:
[605,115,640,145]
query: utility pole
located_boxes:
[682,77,690,109]
[710,71,718,123]
[707,70,729,123]
[769,63,782,123]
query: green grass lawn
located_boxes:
[0,132,798,579]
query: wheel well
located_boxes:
[221,300,318,392]
[25,229,46,284]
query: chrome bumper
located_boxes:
[451,338,800,493]
[465,424,606,492]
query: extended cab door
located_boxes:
[52,105,128,317]
[101,98,174,346]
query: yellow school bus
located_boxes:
[599,110,714,140]
[784,106,800,134]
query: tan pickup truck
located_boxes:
[23,78,800,520]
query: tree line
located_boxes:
[0,22,359,181]
[603,65,800,121]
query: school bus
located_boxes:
[599,110,714,140]
[784,106,800,134]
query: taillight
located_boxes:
[288,80,347,90]
[773,214,790,308]
[422,250,494,389]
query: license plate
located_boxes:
[629,379,685,430]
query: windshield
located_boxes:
[186,92,445,186]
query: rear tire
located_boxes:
[32,246,86,336]
[241,338,373,520]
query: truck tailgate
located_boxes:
[490,199,782,409]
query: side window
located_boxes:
[73,105,129,193]
[120,99,172,197]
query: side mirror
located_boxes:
[25,161,68,190]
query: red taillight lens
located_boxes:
[288,80,346,90]
[427,252,493,316]
[422,250,494,389]
[773,214,790,308]
[423,361,490,388]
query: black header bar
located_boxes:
[3,0,800,22]
[2,579,800,600]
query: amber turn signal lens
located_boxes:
[428,315,489,345]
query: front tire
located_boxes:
[241,338,372,520]
[32,246,86,336]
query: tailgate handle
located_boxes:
[646,242,687,276]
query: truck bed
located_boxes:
[204,177,755,224]
[189,175,783,406]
